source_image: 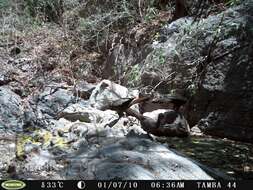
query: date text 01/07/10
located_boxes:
[97,181,138,189]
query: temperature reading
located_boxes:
[41,181,64,189]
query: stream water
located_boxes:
[159,136,253,179]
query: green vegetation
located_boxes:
[128,64,141,86]
[0,0,9,9]
[225,0,241,6]
[151,48,166,66]
[24,0,64,23]
[144,7,158,21]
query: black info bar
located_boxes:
[0,180,251,190]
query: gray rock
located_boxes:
[36,87,76,118]
[0,139,16,179]
[0,70,12,86]
[73,81,96,100]
[58,103,118,124]
[161,17,194,37]
[0,86,24,131]
[12,58,33,72]
[89,80,130,110]
[69,123,89,138]
[64,138,213,180]
[72,139,89,150]
[24,142,40,154]
[19,150,62,180]
[143,2,253,142]
[190,126,204,136]
[185,2,253,142]
[141,71,161,86]
[58,112,91,123]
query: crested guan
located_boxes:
[104,96,150,128]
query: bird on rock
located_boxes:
[104,96,150,128]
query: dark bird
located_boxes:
[104,96,150,128]
[150,90,187,112]
[126,108,190,137]
[126,108,157,132]
[163,94,187,111]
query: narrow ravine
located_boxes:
[0,0,252,180]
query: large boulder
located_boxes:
[89,80,138,110]
[0,87,24,131]
[64,137,213,180]
[186,2,253,142]
[144,1,253,142]
[35,86,76,118]
[73,80,96,100]
[9,121,214,179]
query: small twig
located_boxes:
[192,0,205,24]
[138,0,144,22]
[151,72,176,92]
[212,44,249,62]
[206,13,225,63]
[0,43,15,48]
[196,13,225,77]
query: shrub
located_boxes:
[24,0,64,23]
[0,0,9,10]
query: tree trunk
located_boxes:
[173,0,188,20]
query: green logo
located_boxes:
[1,180,26,190]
